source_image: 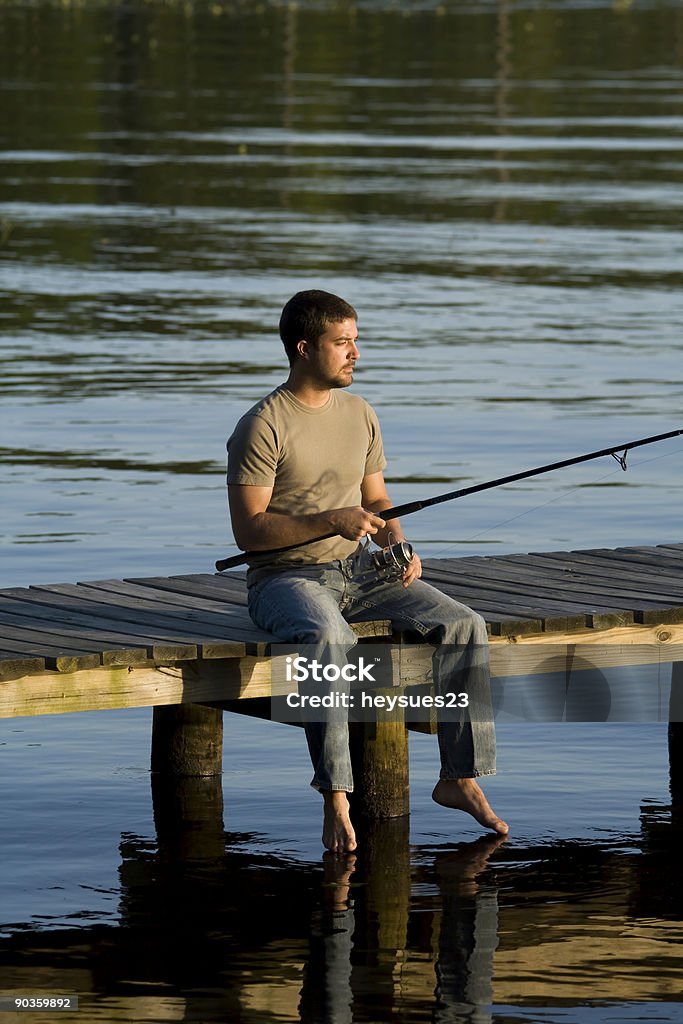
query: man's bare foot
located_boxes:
[432,778,509,835]
[322,791,357,853]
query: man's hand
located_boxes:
[329,506,386,542]
[402,550,422,588]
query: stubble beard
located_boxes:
[330,366,355,389]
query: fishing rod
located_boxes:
[215,427,683,572]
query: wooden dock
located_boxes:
[2,542,683,813]
[3,541,683,699]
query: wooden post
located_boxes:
[151,773,225,862]
[349,711,410,819]
[151,703,223,778]
[348,638,410,819]
[669,663,683,807]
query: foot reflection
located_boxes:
[322,851,357,911]
[433,835,506,1024]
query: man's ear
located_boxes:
[296,339,309,361]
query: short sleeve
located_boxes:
[364,405,387,475]
[227,414,280,486]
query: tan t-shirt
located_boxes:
[227,385,386,570]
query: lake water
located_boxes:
[1,0,683,1020]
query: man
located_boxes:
[227,290,508,853]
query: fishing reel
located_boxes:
[358,534,414,585]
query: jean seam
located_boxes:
[351,596,433,637]
[311,781,354,793]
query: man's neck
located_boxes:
[283,370,332,408]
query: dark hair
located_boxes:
[279,290,357,366]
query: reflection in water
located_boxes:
[1,773,682,1022]
[300,854,356,1024]
[433,836,504,1024]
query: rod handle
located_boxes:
[215,552,247,572]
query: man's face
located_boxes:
[304,318,359,388]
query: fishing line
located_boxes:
[425,444,683,558]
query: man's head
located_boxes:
[279,290,358,367]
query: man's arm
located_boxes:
[361,471,422,586]
[228,484,386,552]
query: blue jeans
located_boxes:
[247,545,496,792]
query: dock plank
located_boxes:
[0,623,200,665]
[0,608,149,666]
[516,549,683,591]
[75,578,250,615]
[170,573,249,605]
[0,652,46,679]
[75,579,263,633]
[421,565,635,631]
[0,597,237,664]
[119,576,391,642]
[123,574,259,606]
[424,555,678,610]
[567,545,683,575]
[658,544,683,555]
[441,553,683,604]
[502,549,683,584]
[0,634,101,673]
[18,584,260,646]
